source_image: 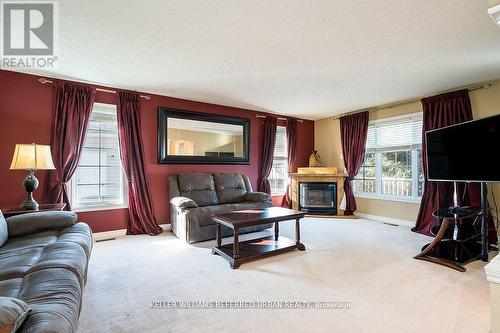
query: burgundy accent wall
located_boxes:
[0,70,314,233]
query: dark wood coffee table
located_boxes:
[211,207,306,269]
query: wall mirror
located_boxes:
[158,108,250,164]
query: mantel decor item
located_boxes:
[308,150,321,167]
[10,144,56,210]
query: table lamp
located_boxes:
[9,144,56,210]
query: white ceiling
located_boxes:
[15,0,500,120]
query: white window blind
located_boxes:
[269,126,288,196]
[274,126,287,158]
[71,103,128,211]
[366,114,423,150]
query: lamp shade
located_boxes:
[10,144,56,170]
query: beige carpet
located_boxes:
[77,218,492,333]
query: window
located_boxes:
[71,103,127,211]
[353,152,375,193]
[269,126,288,196]
[353,113,423,202]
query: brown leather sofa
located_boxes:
[169,172,273,243]
[0,211,92,333]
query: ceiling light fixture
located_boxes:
[488,3,500,26]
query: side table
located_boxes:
[1,203,67,218]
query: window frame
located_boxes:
[70,102,128,212]
[269,125,288,197]
[353,151,375,194]
[354,112,423,204]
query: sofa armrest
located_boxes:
[0,297,31,333]
[6,211,77,238]
[170,197,198,210]
[245,192,271,203]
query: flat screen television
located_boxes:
[426,114,500,183]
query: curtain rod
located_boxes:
[331,83,492,120]
[38,78,152,100]
[256,114,303,122]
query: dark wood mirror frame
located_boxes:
[158,108,250,164]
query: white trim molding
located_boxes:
[355,192,422,204]
[354,212,415,228]
[93,224,171,241]
[74,205,129,213]
[485,254,500,284]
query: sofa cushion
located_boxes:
[0,223,92,280]
[0,279,22,299]
[0,248,44,281]
[0,297,31,333]
[185,204,236,227]
[245,192,271,203]
[26,242,88,289]
[0,232,58,255]
[185,201,274,228]
[18,268,81,333]
[57,223,93,260]
[178,173,219,207]
[6,212,77,239]
[213,173,248,204]
[231,201,274,212]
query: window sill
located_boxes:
[73,205,129,213]
[354,192,422,204]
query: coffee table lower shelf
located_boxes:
[211,235,305,269]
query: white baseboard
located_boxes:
[354,212,415,228]
[93,224,171,241]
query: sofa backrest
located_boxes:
[213,173,249,204]
[169,172,254,207]
[177,173,219,207]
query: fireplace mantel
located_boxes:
[290,171,348,217]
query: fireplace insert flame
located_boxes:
[299,182,337,215]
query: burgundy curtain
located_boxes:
[412,90,476,236]
[340,111,369,215]
[258,116,277,194]
[282,118,298,208]
[117,92,162,235]
[46,82,96,209]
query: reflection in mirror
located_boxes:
[158,108,250,164]
[167,118,244,157]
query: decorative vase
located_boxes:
[309,150,321,167]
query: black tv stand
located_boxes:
[448,206,472,215]
[414,182,495,271]
[414,207,482,272]
[480,182,489,262]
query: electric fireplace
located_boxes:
[299,182,337,215]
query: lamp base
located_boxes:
[20,170,39,210]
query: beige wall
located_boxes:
[315,80,500,222]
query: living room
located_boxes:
[1,1,500,333]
